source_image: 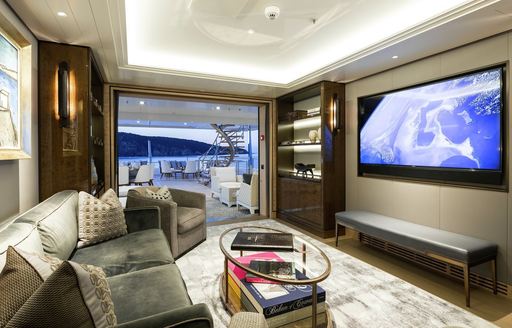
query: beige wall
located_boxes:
[346,32,512,283]
[0,1,38,224]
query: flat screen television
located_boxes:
[358,65,505,186]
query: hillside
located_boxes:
[118,132,248,157]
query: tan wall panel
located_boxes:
[356,178,397,216]
[440,33,508,76]
[391,56,442,89]
[439,187,508,279]
[392,181,440,228]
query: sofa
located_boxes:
[126,187,206,259]
[0,190,212,327]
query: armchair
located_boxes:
[237,173,259,214]
[210,167,241,198]
[126,187,207,258]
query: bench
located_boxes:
[335,210,498,307]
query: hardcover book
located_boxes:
[231,232,294,252]
[246,260,296,283]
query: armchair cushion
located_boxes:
[124,207,161,233]
[146,186,173,201]
[177,207,204,234]
[108,264,192,325]
[71,229,174,276]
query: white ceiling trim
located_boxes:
[110,0,499,88]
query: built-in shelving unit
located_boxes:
[38,42,105,200]
[276,81,345,237]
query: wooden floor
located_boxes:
[271,219,512,328]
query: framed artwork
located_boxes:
[0,29,29,160]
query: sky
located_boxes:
[119,126,259,154]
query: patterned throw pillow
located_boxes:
[77,189,127,248]
[6,259,117,327]
[146,186,173,201]
[0,247,62,326]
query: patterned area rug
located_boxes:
[175,219,496,328]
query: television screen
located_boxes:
[358,66,505,186]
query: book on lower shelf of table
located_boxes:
[246,260,296,283]
[227,252,326,328]
[231,232,294,252]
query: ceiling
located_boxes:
[118,94,259,128]
[7,0,512,97]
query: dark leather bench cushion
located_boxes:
[335,211,497,265]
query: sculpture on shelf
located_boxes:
[308,130,318,143]
[295,163,315,178]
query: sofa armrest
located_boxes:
[124,207,161,232]
[171,189,206,212]
[117,303,213,328]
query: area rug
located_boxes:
[175,219,495,328]
[206,196,251,223]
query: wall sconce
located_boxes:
[332,93,340,133]
[58,61,70,127]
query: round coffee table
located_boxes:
[219,226,332,327]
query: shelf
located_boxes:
[279,142,321,147]
[278,171,322,182]
[279,114,321,125]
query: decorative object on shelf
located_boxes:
[91,158,98,186]
[307,107,320,117]
[0,31,30,160]
[317,127,321,141]
[308,130,318,142]
[332,93,340,134]
[295,163,315,178]
[58,61,70,127]
[286,111,307,121]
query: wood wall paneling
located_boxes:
[38,42,104,200]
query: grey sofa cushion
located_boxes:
[108,264,191,325]
[177,207,204,234]
[15,190,78,260]
[336,211,498,265]
[71,229,174,276]
[0,223,44,271]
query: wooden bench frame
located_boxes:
[335,222,497,307]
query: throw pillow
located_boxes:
[146,186,173,201]
[0,247,62,326]
[77,189,127,248]
[7,261,117,328]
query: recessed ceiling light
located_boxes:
[392,55,399,59]
[248,29,255,34]
[57,11,67,17]
[216,106,221,110]
[139,100,145,105]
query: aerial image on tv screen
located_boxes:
[360,68,502,170]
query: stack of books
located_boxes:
[227,252,326,328]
